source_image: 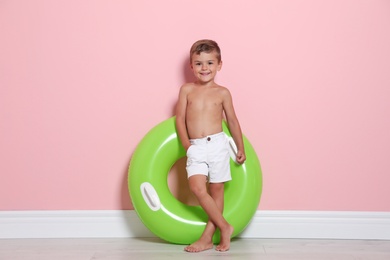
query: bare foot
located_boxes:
[184,239,213,253]
[215,225,234,252]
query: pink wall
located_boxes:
[1,1,389,211]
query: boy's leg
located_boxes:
[184,175,214,252]
[186,182,224,251]
[209,182,232,252]
[202,182,225,241]
[184,175,233,252]
[204,182,225,238]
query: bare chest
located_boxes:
[187,91,223,111]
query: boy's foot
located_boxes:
[215,225,234,252]
[184,239,213,253]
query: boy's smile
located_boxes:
[191,51,222,85]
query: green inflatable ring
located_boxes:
[128,117,262,244]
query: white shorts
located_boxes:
[186,132,231,183]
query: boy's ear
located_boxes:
[218,60,223,71]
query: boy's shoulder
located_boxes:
[213,84,231,95]
[179,83,195,94]
[181,82,196,88]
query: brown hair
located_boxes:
[190,39,221,63]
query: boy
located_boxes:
[175,39,246,252]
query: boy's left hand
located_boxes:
[236,151,246,164]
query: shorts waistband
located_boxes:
[190,132,225,145]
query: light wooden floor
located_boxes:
[0,238,390,260]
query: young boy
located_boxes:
[175,39,246,252]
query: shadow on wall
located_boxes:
[167,56,198,204]
[169,56,195,116]
[121,155,134,210]
[182,56,195,86]
[122,56,198,234]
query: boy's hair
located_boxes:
[190,39,221,63]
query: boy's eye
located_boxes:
[208,62,213,65]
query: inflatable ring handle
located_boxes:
[128,117,262,244]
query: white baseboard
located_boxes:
[1,210,389,240]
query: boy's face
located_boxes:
[190,51,222,85]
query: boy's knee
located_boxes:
[188,175,208,196]
[189,184,207,197]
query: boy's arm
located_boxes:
[222,88,246,164]
[175,85,191,151]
